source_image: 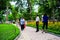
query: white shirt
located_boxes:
[36,16,40,22]
[20,19,25,25]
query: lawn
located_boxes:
[0,24,20,40]
[27,21,60,35]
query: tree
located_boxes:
[38,0,57,21]
[0,0,11,22]
[16,0,24,13]
[0,0,11,11]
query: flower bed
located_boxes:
[27,21,60,35]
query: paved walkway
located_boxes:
[16,24,60,40]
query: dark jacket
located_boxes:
[43,16,48,22]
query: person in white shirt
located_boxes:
[36,15,40,32]
[20,17,25,31]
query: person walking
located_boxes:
[20,17,25,31]
[42,14,48,33]
[36,15,40,32]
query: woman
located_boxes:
[20,17,25,31]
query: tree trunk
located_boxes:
[27,0,32,14]
[6,6,9,21]
[27,0,32,20]
[52,8,55,23]
[5,6,9,23]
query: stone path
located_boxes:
[16,24,60,40]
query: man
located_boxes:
[42,14,48,33]
[36,15,40,32]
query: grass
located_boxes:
[27,21,60,35]
[0,24,20,40]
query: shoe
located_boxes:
[45,31,48,33]
[36,30,39,32]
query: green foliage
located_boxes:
[11,5,18,20]
[0,0,60,21]
[0,24,20,40]
[23,13,31,20]
[0,0,11,11]
[8,13,13,21]
[0,11,5,22]
[0,0,11,22]
[8,12,22,21]
[38,0,59,20]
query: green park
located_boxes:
[0,0,60,40]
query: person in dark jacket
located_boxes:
[42,14,48,33]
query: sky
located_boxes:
[34,5,39,13]
[10,1,17,6]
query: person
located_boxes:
[42,14,48,33]
[36,15,40,32]
[42,15,43,21]
[20,17,25,31]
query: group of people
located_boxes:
[20,13,48,33]
[36,14,48,33]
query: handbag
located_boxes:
[24,23,26,28]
